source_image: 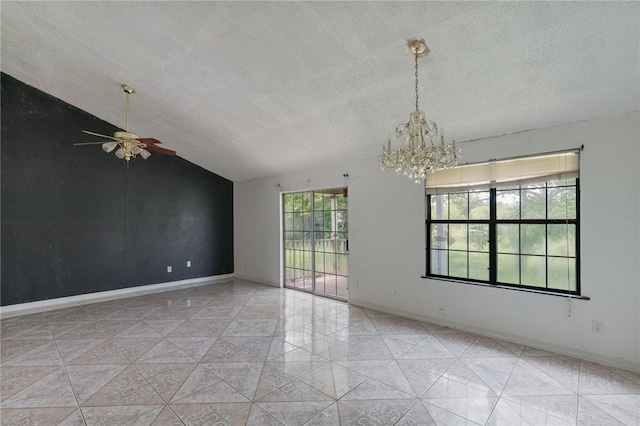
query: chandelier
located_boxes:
[379,39,461,183]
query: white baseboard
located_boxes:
[233,273,280,288]
[0,274,235,320]
[349,298,640,374]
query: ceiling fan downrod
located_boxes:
[122,84,135,133]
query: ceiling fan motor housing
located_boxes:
[114,131,139,140]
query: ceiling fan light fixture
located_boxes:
[76,84,176,161]
[102,141,118,153]
[130,144,142,155]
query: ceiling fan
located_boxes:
[74,84,176,161]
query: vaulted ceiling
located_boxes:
[2,2,638,181]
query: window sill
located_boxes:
[421,275,590,300]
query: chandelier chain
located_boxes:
[415,52,419,112]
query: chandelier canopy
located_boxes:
[379,39,461,183]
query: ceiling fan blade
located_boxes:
[82,130,118,140]
[137,137,162,145]
[74,141,110,145]
[146,145,176,156]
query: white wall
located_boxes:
[234,112,640,371]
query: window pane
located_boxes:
[293,193,301,212]
[547,178,576,187]
[338,210,348,234]
[327,194,336,210]
[314,211,325,232]
[548,257,576,291]
[449,193,468,219]
[430,194,449,220]
[325,253,337,274]
[430,224,448,250]
[449,224,468,250]
[469,253,489,281]
[548,224,576,257]
[449,251,467,278]
[521,186,546,219]
[521,255,546,287]
[497,224,519,254]
[469,191,490,219]
[548,186,576,219]
[285,249,295,268]
[284,212,294,230]
[470,224,489,252]
[284,194,294,212]
[498,254,519,284]
[521,224,546,255]
[430,250,448,275]
[315,251,324,273]
[285,268,295,284]
[496,190,520,219]
[337,254,348,276]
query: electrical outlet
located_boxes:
[438,305,446,316]
[592,320,604,333]
[167,266,172,273]
[186,261,191,267]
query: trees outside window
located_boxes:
[427,178,579,295]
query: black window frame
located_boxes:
[425,178,581,296]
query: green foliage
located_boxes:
[430,179,578,291]
[284,191,347,238]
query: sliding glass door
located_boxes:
[282,188,348,300]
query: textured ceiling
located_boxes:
[2,2,638,182]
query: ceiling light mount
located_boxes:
[379,38,460,183]
[408,39,430,57]
[121,84,135,94]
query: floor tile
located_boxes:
[422,395,498,425]
[134,362,197,402]
[81,365,164,406]
[2,278,639,425]
[2,340,62,367]
[487,397,575,425]
[170,402,252,425]
[337,398,415,425]
[169,364,223,402]
[81,405,165,426]
[0,365,60,402]
[65,364,129,404]
[0,407,83,426]
[257,400,334,426]
[1,367,77,408]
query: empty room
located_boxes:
[1,2,638,425]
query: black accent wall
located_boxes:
[1,73,234,306]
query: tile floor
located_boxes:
[1,279,639,425]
